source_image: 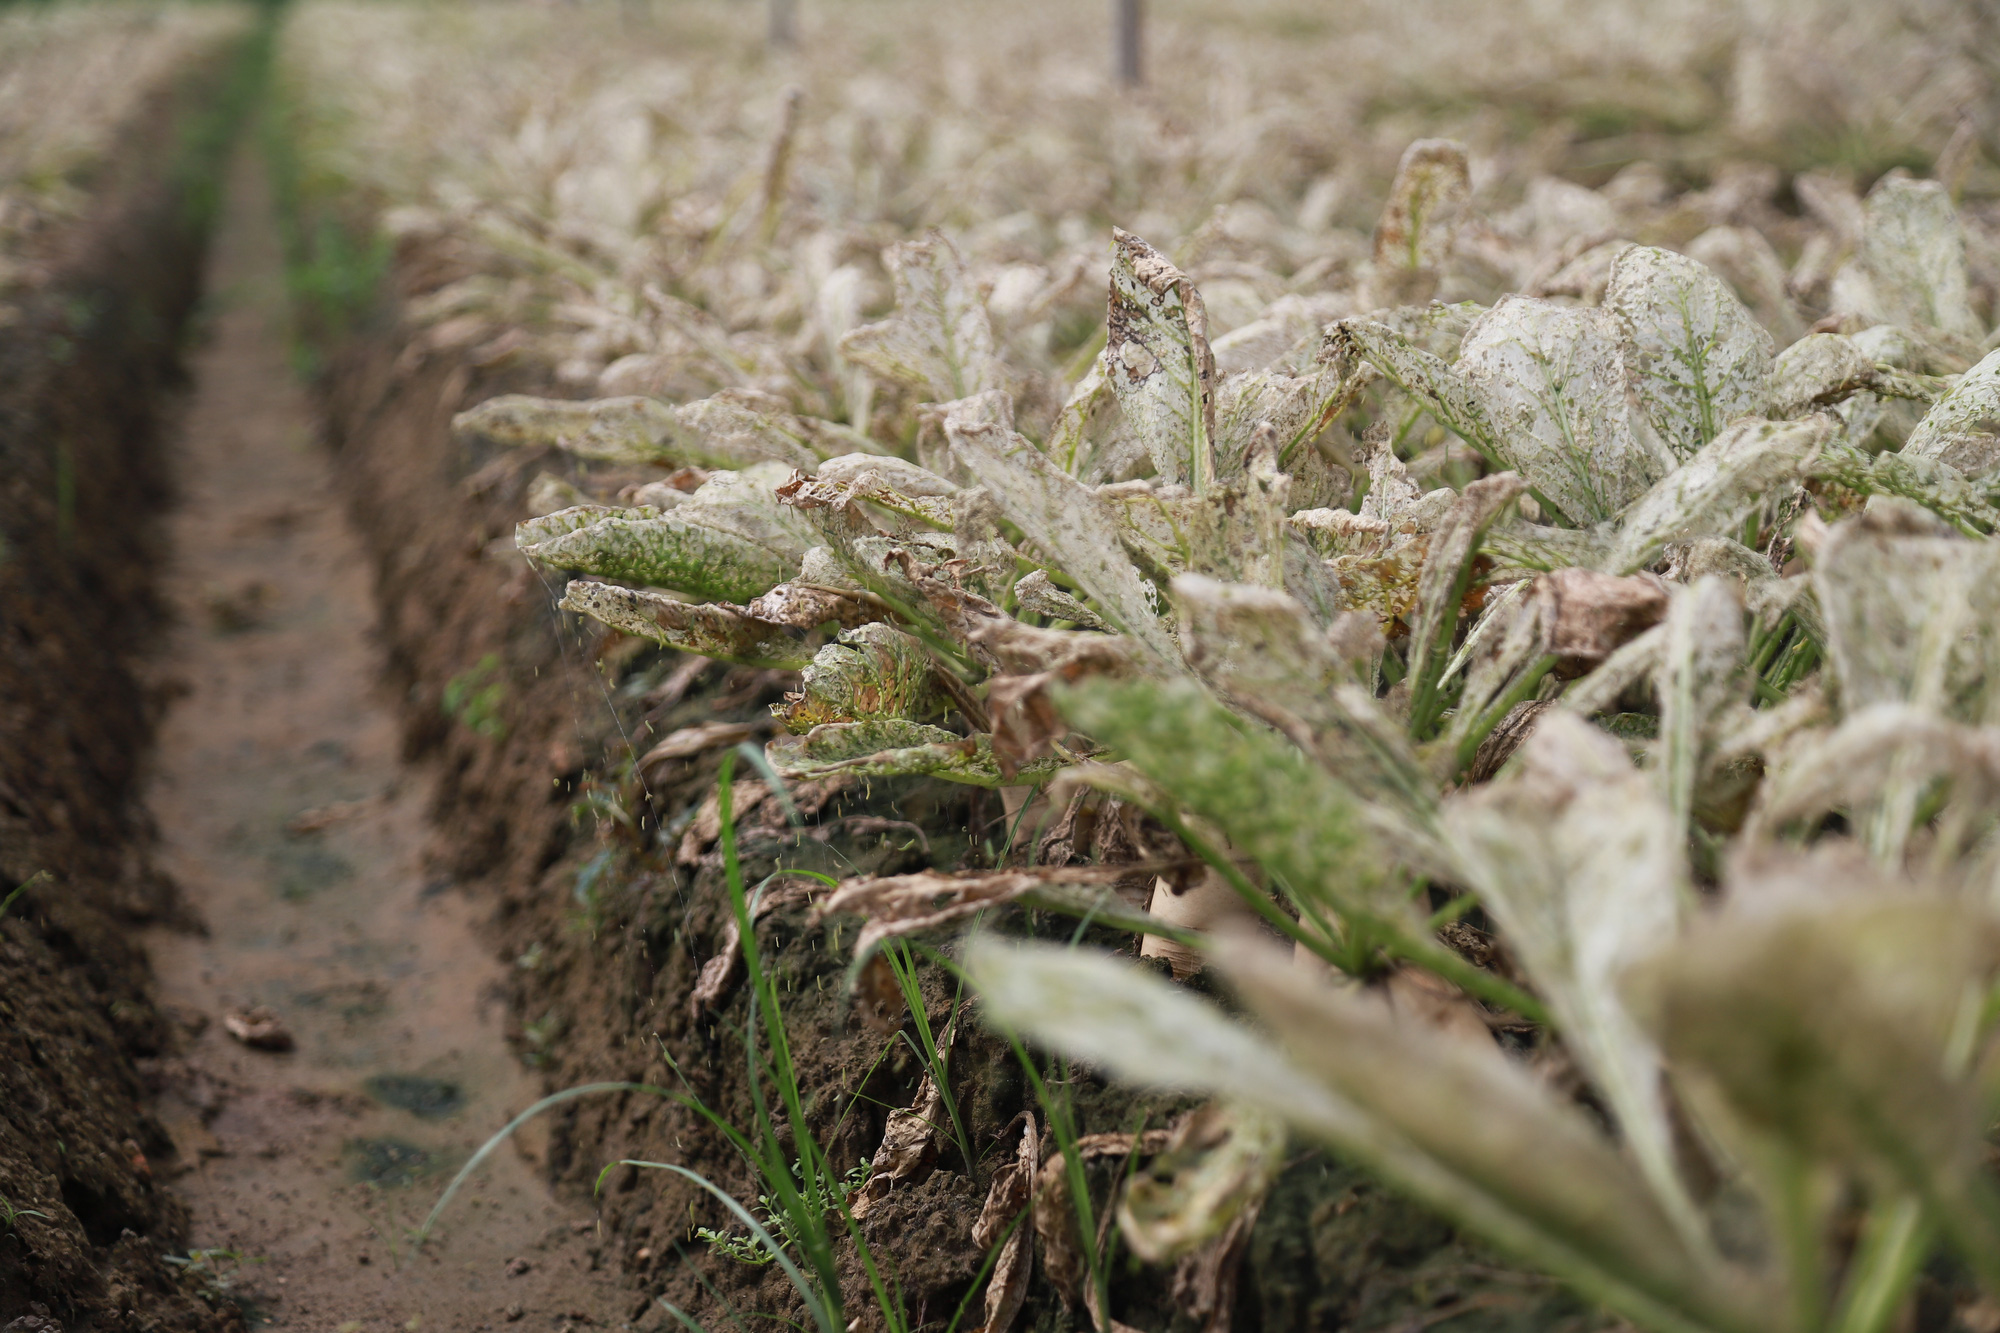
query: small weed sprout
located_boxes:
[162,1248,262,1301]
[694,1157,874,1266]
[0,869,46,921]
[441,653,508,740]
[0,1193,49,1230]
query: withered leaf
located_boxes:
[969,1113,1040,1333]
[1371,138,1471,289]
[1534,568,1670,677]
[741,580,872,631]
[1603,245,1774,459]
[1118,1103,1285,1265]
[1108,229,1217,494]
[944,395,1180,668]
[560,581,812,669]
[1830,175,1981,344]
[1013,569,1110,631]
[779,623,940,733]
[639,720,760,768]
[1629,890,2000,1287]
[850,1018,956,1219]
[767,719,1057,787]
[1444,712,1704,1247]
[1606,417,1828,574]
[815,863,1187,961]
[839,232,1004,402]
[1457,297,1668,526]
[456,394,684,465]
[1904,348,2000,479]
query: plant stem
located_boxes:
[1829,1196,1929,1333]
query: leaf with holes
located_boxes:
[1605,246,1774,459]
[1458,297,1670,526]
[839,232,1004,402]
[1107,229,1218,493]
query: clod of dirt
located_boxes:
[504,1306,525,1322]
[268,842,355,900]
[3,1304,62,1333]
[344,1138,432,1187]
[204,579,276,632]
[160,1002,210,1038]
[122,1138,153,1178]
[222,1005,295,1051]
[362,1073,466,1120]
[505,1258,532,1277]
[284,799,372,836]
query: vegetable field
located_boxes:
[4,0,2000,1329]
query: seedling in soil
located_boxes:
[162,1248,263,1302]
[0,869,47,920]
[0,1193,49,1230]
[442,653,508,740]
[693,1157,874,1267]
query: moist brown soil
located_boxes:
[0,41,248,1333]
[134,149,632,1333]
[309,242,1601,1332]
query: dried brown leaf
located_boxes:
[639,720,760,767]
[1535,568,1670,677]
[815,862,1187,960]
[850,1018,956,1219]
[1034,1130,1173,1315]
[560,581,812,669]
[688,880,811,1017]
[1168,1205,1260,1333]
[969,1113,1040,1333]
[677,780,769,867]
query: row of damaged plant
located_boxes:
[478,131,2000,1333]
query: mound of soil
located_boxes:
[0,35,259,1333]
[314,247,1596,1332]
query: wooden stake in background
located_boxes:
[769,0,797,50]
[1115,0,1142,86]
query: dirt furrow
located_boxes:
[137,150,634,1333]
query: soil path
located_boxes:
[137,150,636,1333]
